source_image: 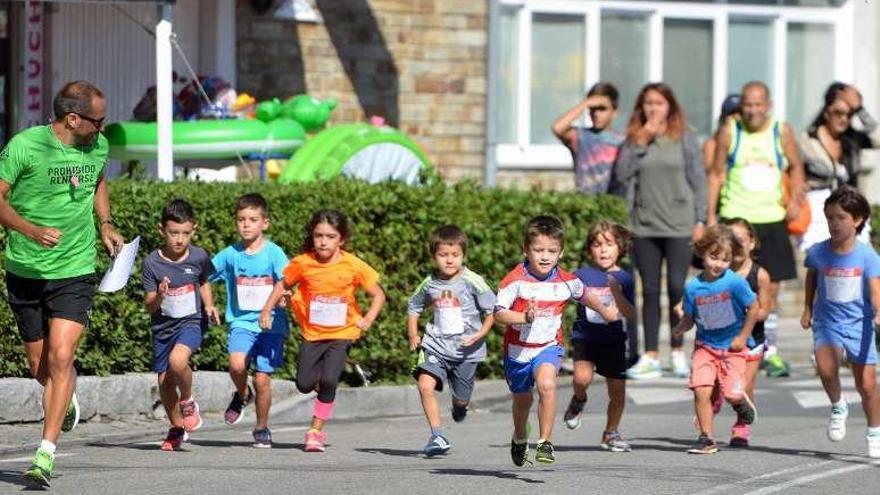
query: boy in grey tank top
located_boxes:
[407,226,496,457]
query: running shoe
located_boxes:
[225,385,254,425]
[563,395,587,430]
[160,426,187,451]
[61,391,81,433]
[510,438,529,467]
[828,403,849,442]
[304,429,326,452]
[252,428,272,448]
[732,394,757,425]
[601,431,632,452]
[180,397,203,432]
[671,350,690,379]
[22,447,54,488]
[451,404,468,423]
[764,353,790,378]
[626,355,662,380]
[730,422,750,447]
[535,440,555,464]
[687,434,718,454]
[423,434,452,457]
[867,431,880,459]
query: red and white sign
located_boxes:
[21,0,43,130]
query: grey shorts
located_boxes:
[413,348,478,402]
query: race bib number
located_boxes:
[309,295,348,327]
[161,284,198,318]
[434,291,464,335]
[519,311,558,344]
[235,276,274,311]
[741,161,779,193]
[696,293,736,330]
[585,288,617,324]
[825,267,862,304]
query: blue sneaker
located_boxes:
[423,434,451,457]
[252,428,272,448]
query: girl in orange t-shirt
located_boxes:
[260,209,386,452]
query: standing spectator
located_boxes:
[706,81,806,378]
[614,83,707,380]
[552,83,639,365]
[797,82,879,251]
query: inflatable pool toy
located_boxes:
[278,122,431,185]
[104,118,306,161]
[282,95,337,132]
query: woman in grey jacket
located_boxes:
[613,82,707,380]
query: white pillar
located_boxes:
[156,4,174,182]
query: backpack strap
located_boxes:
[727,120,743,171]
[773,120,784,170]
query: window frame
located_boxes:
[487,0,854,176]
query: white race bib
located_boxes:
[825,268,862,304]
[519,312,558,344]
[236,276,274,311]
[696,293,736,330]
[161,284,198,318]
[741,161,779,193]
[585,288,617,324]
[308,295,348,327]
[433,290,465,335]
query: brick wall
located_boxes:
[236,0,488,181]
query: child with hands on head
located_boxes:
[142,199,221,452]
[259,209,385,453]
[495,215,617,467]
[800,186,880,458]
[407,225,496,457]
[672,224,759,455]
[563,220,636,452]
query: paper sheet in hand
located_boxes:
[98,236,141,293]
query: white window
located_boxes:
[487,0,853,180]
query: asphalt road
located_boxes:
[2,365,879,494]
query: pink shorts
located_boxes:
[689,345,747,399]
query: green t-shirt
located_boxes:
[0,125,108,279]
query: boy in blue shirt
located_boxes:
[801,186,880,458]
[673,224,759,454]
[211,193,290,448]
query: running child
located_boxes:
[673,224,758,454]
[495,215,617,466]
[407,225,496,457]
[800,186,880,458]
[260,209,385,452]
[211,193,290,448]
[142,199,221,451]
[722,218,771,447]
[562,220,636,452]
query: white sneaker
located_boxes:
[671,350,690,378]
[867,432,880,458]
[828,403,848,442]
[627,355,662,380]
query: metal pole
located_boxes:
[156,3,174,181]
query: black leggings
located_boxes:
[633,236,691,353]
[296,340,351,402]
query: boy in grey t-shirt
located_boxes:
[407,225,496,457]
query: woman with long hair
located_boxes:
[613,83,707,380]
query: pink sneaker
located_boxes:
[304,429,326,452]
[180,398,203,432]
[730,422,751,447]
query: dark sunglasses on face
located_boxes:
[828,108,854,119]
[72,112,106,128]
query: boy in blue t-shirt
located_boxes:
[801,186,880,458]
[563,221,635,452]
[674,224,759,454]
[211,193,290,448]
[142,199,220,452]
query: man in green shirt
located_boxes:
[0,80,123,488]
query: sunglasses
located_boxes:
[589,105,611,112]
[72,112,106,129]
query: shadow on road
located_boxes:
[429,468,546,484]
[87,439,306,451]
[354,447,424,458]
[635,436,870,464]
[0,469,43,490]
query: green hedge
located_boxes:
[0,178,626,383]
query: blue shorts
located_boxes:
[813,323,877,365]
[153,325,202,373]
[227,327,286,374]
[504,345,563,394]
